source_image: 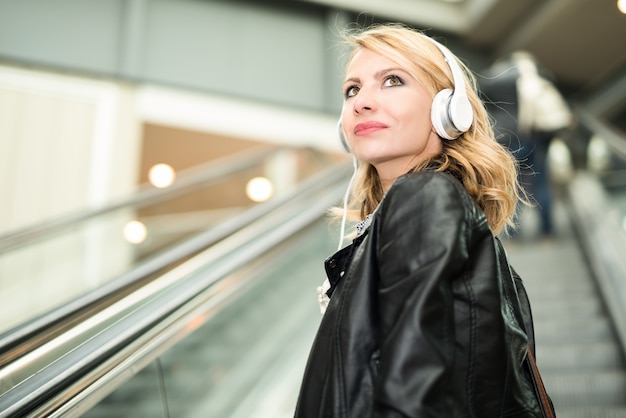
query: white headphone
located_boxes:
[428,38,474,140]
[338,35,474,150]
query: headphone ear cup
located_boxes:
[448,94,474,133]
[431,88,458,140]
[337,120,350,152]
[427,37,474,140]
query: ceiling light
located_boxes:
[123,220,147,244]
[246,177,274,202]
[149,163,176,188]
[619,0,626,14]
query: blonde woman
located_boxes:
[295,24,554,417]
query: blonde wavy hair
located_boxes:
[337,23,528,235]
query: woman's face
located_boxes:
[342,48,442,187]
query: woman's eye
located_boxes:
[384,75,403,87]
[345,86,360,98]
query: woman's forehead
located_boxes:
[346,49,406,74]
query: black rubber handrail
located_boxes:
[0,145,282,253]
[0,160,351,417]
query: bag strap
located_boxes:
[526,337,556,418]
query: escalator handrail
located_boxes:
[567,173,626,358]
[0,161,351,418]
[0,158,352,364]
[569,104,626,356]
[573,104,626,161]
[0,145,284,253]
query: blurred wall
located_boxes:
[0,64,140,231]
[0,65,140,328]
[0,0,345,112]
[0,0,348,232]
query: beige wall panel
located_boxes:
[0,65,141,329]
[0,89,20,231]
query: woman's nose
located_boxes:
[352,88,375,113]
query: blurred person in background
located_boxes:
[295,24,554,418]
[481,51,573,239]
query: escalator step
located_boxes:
[545,371,626,408]
[530,296,603,319]
[534,317,614,343]
[555,408,626,418]
[538,341,624,371]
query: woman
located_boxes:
[295,24,554,417]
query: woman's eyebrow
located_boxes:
[343,67,408,85]
[343,76,360,86]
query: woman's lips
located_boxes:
[354,121,388,136]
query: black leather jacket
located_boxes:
[295,171,549,417]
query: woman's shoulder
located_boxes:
[388,171,469,201]
[381,171,481,220]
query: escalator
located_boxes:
[0,146,352,417]
[503,107,626,417]
[503,228,626,417]
[83,221,334,418]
